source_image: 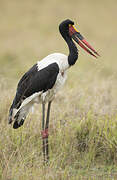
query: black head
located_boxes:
[59,19,100,58]
[59,19,74,39]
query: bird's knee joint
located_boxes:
[41,129,49,139]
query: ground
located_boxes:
[0,0,117,179]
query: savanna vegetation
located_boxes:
[0,0,117,179]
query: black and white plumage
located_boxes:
[9,61,59,126]
[9,54,69,128]
[8,19,99,162]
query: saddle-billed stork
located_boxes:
[8,19,100,163]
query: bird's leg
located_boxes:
[45,101,52,129]
[45,101,52,162]
[41,101,52,164]
[41,103,46,163]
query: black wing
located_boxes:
[10,62,59,110]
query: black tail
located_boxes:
[13,109,25,129]
[8,95,19,124]
[8,94,21,124]
[8,103,14,124]
[8,93,32,129]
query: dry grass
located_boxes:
[0,0,117,179]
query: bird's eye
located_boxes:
[69,24,72,27]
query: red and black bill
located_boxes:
[69,25,100,58]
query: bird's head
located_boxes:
[59,19,100,58]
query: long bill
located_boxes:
[72,32,100,58]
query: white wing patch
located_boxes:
[13,91,43,118]
[37,53,69,72]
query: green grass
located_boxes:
[0,0,117,179]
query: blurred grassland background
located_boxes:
[0,0,117,179]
